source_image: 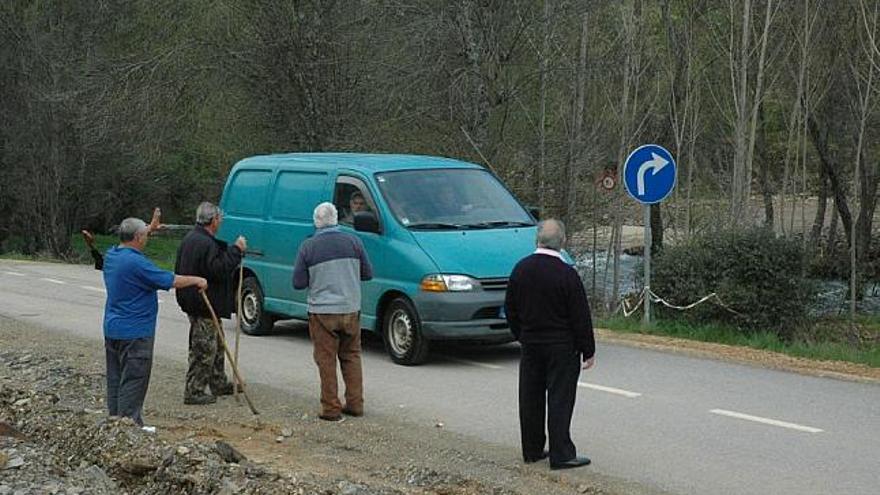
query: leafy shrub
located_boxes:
[651,227,817,336]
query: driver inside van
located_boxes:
[341,191,370,224]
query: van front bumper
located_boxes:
[413,291,514,342]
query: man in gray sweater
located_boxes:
[293,202,373,421]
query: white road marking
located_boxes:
[709,409,823,433]
[578,382,642,398]
[444,357,504,370]
[40,278,66,285]
[80,285,106,293]
[3,271,25,277]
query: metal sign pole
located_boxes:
[622,144,675,328]
[643,205,651,326]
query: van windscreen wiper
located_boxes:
[406,222,467,230]
[466,221,535,228]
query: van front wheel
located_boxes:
[240,276,275,335]
[382,297,429,365]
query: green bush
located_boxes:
[651,227,817,336]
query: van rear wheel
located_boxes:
[382,297,429,365]
[240,276,274,335]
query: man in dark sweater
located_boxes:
[504,219,595,470]
[174,202,247,405]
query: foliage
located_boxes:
[1,0,880,319]
[600,316,880,368]
[651,227,817,334]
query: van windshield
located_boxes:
[375,169,535,230]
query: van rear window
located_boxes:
[225,170,272,217]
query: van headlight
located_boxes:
[420,274,480,292]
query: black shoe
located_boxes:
[211,383,239,396]
[524,450,549,463]
[319,414,345,423]
[184,394,217,405]
[550,456,591,470]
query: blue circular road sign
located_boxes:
[623,144,677,204]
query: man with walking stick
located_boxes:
[174,202,247,405]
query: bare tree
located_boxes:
[725,0,778,221]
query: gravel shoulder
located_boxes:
[0,317,668,495]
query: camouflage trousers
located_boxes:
[185,316,230,399]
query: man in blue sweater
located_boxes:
[505,219,596,470]
[102,217,207,426]
[293,202,373,422]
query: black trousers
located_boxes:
[105,337,154,426]
[519,342,581,464]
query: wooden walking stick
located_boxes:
[200,290,259,415]
[234,260,244,403]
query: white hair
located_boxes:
[313,202,338,229]
[196,201,220,225]
[536,219,566,251]
[118,218,148,242]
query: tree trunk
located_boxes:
[827,200,839,256]
[757,102,774,228]
[810,166,828,246]
[807,114,853,242]
[650,203,663,253]
[730,0,751,220]
[563,12,588,228]
[537,0,550,211]
[744,0,774,219]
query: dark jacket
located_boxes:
[504,252,595,359]
[174,225,242,319]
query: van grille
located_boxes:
[479,277,508,291]
[472,306,502,320]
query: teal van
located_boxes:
[217,153,539,365]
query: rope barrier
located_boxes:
[619,288,646,317]
[615,288,743,318]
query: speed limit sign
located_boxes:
[597,170,616,191]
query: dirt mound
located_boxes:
[0,351,348,494]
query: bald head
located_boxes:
[536,219,566,251]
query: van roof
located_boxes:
[234,153,485,173]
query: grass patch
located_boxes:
[599,316,880,368]
[1,233,183,271]
[73,233,182,271]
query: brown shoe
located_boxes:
[342,407,363,417]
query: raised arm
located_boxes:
[81,230,103,270]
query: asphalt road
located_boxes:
[1,259,878,495]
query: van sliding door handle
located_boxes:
[245,249,264,257]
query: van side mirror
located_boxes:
[527,206,541,220]
[354,211,380,234]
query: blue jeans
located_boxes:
[105,337,154,426]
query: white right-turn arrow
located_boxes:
[636,153,669,196]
